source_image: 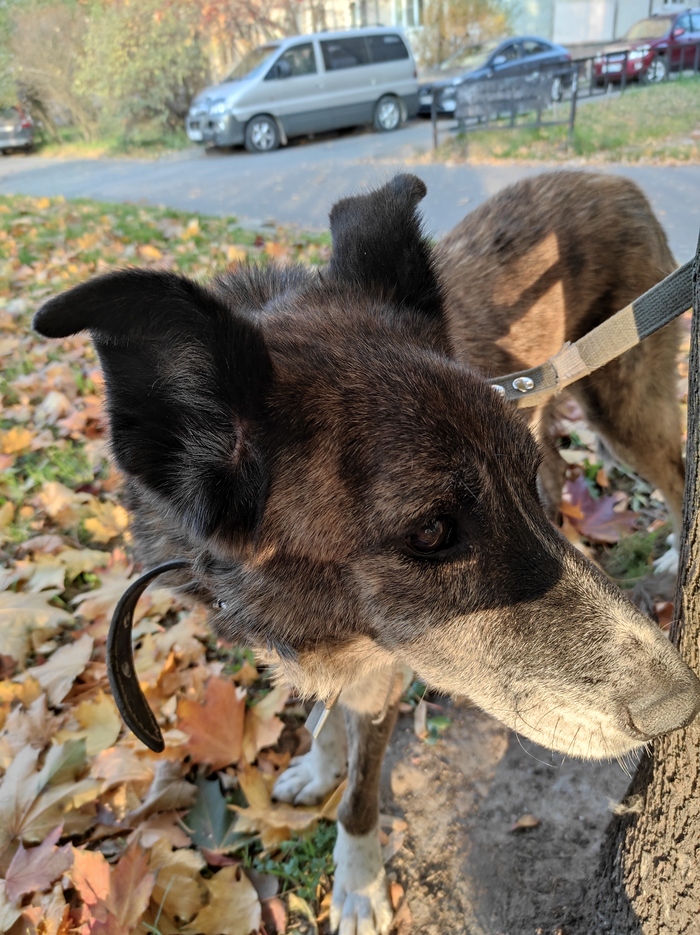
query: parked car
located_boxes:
[418,37,572,116]
[0,106,33,154]
[186,28,419,153]
[593,9,700,84]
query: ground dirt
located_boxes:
[379,700,633,935]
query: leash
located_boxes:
[488,259,694,407]
[105,257,695,751]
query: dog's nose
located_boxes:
[626,668,700,740]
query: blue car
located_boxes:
[419,37,573,116]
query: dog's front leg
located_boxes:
[331,700,399,935]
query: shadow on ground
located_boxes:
[380,700,632,935]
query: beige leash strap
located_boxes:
[488,260,694,408]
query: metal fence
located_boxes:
[430,46,700,150]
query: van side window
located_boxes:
[366,34,409,62]
[321,37,370,70]
[267,43,317,79]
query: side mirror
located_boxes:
[492,54,507,66]
[672,26,685,38]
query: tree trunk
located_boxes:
[585,237,700,933]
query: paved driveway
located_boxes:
[1,120,699,259]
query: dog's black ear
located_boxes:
[33,269,272,541]
[327,174,442,319]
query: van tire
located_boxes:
[643,55,668,84]
[245,115,280,153]
[373,95,402,132]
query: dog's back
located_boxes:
[436,171,684,528]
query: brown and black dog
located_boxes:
[33,171,700,935]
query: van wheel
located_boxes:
[245,115,280,153]
[374,95,401,132]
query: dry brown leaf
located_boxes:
[149,838,207,924]
[83,501,129,544]
[72,690,122,756]
[242,684,289,763]
[177,676,246,770]
[182,864,261,935]
[22,634,94,705]
[70,846,111,908]
[4,825,73,904]
[106,843,156,927]
[0,881,23,933]
[91,746,154,792]
[0,426,34,455]
[0,590,72,666]
[127,759,197,822]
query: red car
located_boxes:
[594,8,700,84]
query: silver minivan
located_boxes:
[186,28,419,153]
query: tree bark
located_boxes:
[584,237,700,933]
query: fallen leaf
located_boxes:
[74,690,122,756]
[106,844,155,927]
[70,846,111,907]
[510,813,540,832]
[561,474,637,544]
[127,759,197,822]
[242,684,289,763]
[0,591,72,666]
[83,501,129,544]
[183,774,241,855]
[149,838,207,924]
[0,881,22,932]
[4,825,73,904]
[0,426,34,455]
[182,864,261,935]
[177,676,246,770]
[22,634,94,704]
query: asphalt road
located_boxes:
[2,120,700,260]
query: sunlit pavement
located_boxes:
[1,121,699,260]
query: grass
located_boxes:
[36,123,193,160]
[431,73,700,163]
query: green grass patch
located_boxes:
[433,74,700,163]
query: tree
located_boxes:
[9,2,98,140]
[412,0,513,68]
[80,0,209,136]
[585,238,700,933]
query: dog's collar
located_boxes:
[107,560,343,750]
[106,559,191,752]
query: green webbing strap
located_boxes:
[488,259,694,407]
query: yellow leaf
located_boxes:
[0,677,41,706]
[83,502,129,543]
[74,689,122,756]
[226,245,247,264]
[0,591,72,666]
[0,501,15,530]
[0,426,34,455]
[242,683,289,763]
[182,865,261,935]
[149,838,207,925]
[36,481,90,527]
[55,547,110,581]
[138,244,163,261]
[22,634,94,705]
[35,197,51,210]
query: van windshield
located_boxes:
[625,17,673,40]
[225,44,280,81]
[439,40,499,71]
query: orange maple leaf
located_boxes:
[177,676,246,770]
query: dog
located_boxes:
[33,171,700,935]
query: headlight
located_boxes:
[209,99,229,116]
[594,54,603,63]
[629,46,650,60]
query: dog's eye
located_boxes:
[406,517,453,555]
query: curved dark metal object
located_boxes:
[106,559,190,752]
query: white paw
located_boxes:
[653,536,679,575]
[273,704,347,806]
[331,825,393,935]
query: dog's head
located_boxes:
[34,174,700,759]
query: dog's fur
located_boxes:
[34,171,700,934]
